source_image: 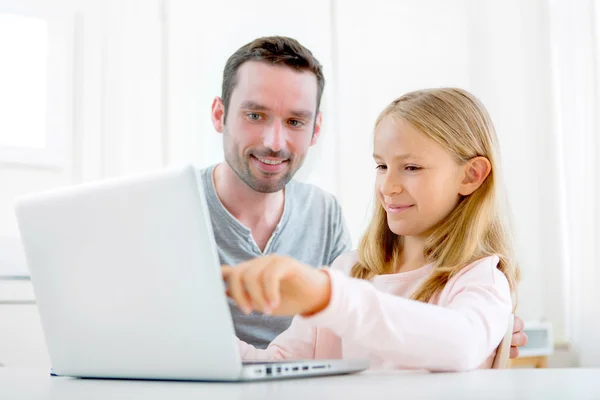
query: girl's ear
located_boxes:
[459,156,491,196]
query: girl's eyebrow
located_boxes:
[373,153,419,160]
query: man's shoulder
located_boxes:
[196,164,215,182]
[287,179,341,211]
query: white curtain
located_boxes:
[548,0,600,366]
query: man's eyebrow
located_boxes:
[289,109,314,120]
[239,101,271,111]
[239,101,314,120]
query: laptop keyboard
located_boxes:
[242,361,300,365]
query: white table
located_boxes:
[2,367,599,399]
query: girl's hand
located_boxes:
[221,255,331,317]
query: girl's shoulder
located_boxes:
[329,250,359,275]
[442,254,509,297]
[453,255,503,282]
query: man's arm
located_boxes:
[510,315,528,358]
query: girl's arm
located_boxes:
[237,316,317,361]
[301,256,512,371]
[229,252,356,361]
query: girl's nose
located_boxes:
[380,173,403,196]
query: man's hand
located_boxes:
[510,315,528,358]
[221,255,331,317]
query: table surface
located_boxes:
[2,367,600,400]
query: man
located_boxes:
[201,36,527,357]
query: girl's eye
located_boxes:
[405,165,421,172]
[376,165,387,171]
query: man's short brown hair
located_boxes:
[221,36,325,121]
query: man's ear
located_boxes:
[211,97,225,133]
[459,156,492,196]
[310,112,323,146]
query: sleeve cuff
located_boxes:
[299,268,348,328]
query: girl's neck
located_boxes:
[396,235,427,273]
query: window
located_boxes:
[0,0,73,277]
[0,14,48,149]
[0,3,71,169]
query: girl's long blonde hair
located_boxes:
[350,88,519,305]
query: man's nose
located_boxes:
[263,121,284,152]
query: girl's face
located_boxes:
[373,116,465,238]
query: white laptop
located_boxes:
[14,164,368,381]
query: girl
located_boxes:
[221,88,520,371]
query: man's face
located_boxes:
[212,61,322,193]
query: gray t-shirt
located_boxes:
[199,165,352,349]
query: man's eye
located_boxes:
[288,120,304,128]
[247,113,261,121]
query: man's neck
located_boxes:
[212,162,285,236]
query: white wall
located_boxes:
[0,0,593,366]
